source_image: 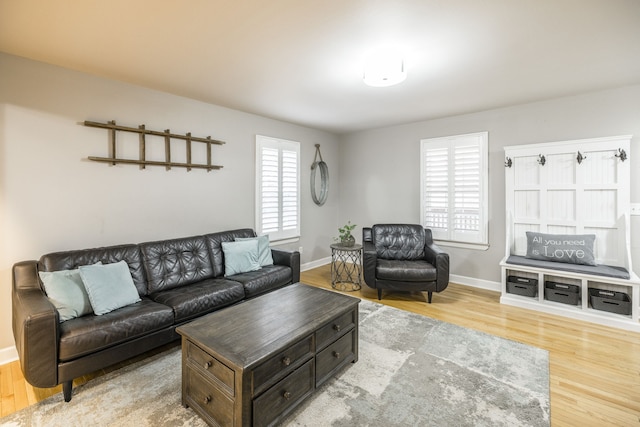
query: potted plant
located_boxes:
[335,221,356,247]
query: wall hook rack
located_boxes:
[84,120,225,171]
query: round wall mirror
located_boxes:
[310,144,329,206]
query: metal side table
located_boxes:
[330,243,362,291]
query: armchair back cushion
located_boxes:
[372,224,426,260]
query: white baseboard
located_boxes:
[450,274,501,292]
[301,257,331,272]
[0,345,18,366]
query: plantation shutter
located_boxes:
[421,132,488,246]
[256,135,300,241]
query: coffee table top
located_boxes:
[176,283,360,369]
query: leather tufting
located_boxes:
[373,224,425,260]
[39,244,147,296]
[141,236,213,293]
[363,224,449,303]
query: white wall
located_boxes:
[0,53,341,352]
[339,85,640,286]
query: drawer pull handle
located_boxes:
[204,361,212,369]
[283,391,292,400]
[333,351,341,358]
[282,356,292,366]
[204,395,212,405]
[333,324,341,332]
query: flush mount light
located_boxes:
[363,47,407,87]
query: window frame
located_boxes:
[255,135,301,243]
[420,131,489,249]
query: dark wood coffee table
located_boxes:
[176,283,360,427]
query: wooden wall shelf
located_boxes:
[84,120,224,171]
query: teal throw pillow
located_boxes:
[222,239,261,276]
[79,261,141,315]
[40,268,93,322]
[235,235,273,266]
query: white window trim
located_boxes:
[255,135,301,242]
[420,131,489,249]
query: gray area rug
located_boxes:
[1,300,549,426]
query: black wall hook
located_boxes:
[505,157,512,168]
[615,148,627,162]
[577,151,587,164]
[537,154,546,166]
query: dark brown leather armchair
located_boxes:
[363,224,449,303]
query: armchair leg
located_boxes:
[63,380,73,402]
[377,289,382,300]
[428,291,433,303]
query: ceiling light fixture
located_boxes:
[363,47,407,87]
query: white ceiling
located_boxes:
[1,0,640,134]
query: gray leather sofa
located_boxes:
[12,228,300,402]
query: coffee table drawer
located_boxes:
[316,309,356,350]
[252,334,313,395]
[186,341,235,395]
[316,330,355,386]
[253,359,314,427]
[185,368,234,427]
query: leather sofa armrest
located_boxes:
[362,228,377,287]
[12,261,59,388]
[271,249,301,283]
[423,230,450,291]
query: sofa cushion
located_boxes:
[79,261,142,315]
[373,224,426,261]
[58,298,174,362]
[222,239,261,276]
[228,265,292,298]
[141,235,214,293]
[39,244,147,296]
[204,229,257,277]
[39,268,93,322]
[151,278,245,323]
[376,259,437,282]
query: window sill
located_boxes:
[434,240,489,251]
[269,236,300,246]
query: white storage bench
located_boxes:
[501,135,640,332]
[500,256,640,331]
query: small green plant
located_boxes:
[335,221,356,246]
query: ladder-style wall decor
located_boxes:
[84,120,224,171]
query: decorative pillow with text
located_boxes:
[526,232,596,266]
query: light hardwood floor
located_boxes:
[2,264,640,426]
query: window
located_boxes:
[420,132,488,248]
[255,135,300,242]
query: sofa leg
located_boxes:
[377,289,382,300]
[63,380,73,402]
[428,291,433,303]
